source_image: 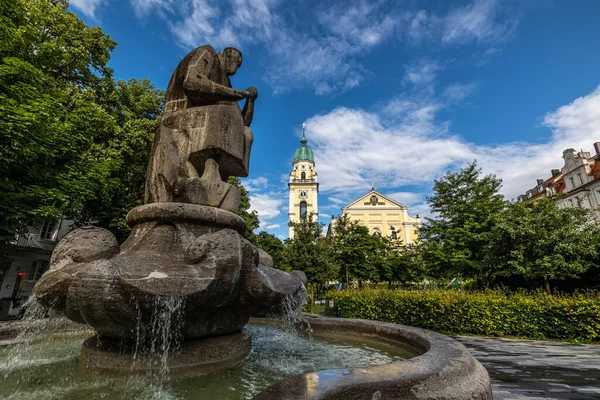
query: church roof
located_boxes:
[293,132,314,163]
[342,187,408,210]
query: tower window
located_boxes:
[301,172,306,179]
[299,201,307,219]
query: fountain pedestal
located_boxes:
[33,203,306,373]
[79,329,252,376]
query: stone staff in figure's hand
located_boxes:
[242,86,258,127]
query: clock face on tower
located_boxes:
[299,190,308,199]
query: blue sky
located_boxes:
[70,0,600,239]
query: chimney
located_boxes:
[536,179,544,185]
[551,169,560,177]
[594,142,600,156]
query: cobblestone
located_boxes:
[455,336,600,400]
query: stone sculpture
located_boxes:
[33,45,306,374]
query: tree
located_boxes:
[73,79,164,242]
[0,0,116,259]
[254,231,287,270]
[330,215,385,285]
[485,198,599,293]
[383,242,426,284]
[285,216,337,286]
[419,161,507,280]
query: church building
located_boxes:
[334,187,421,244]
[288,124,319,238]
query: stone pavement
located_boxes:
[455,336,600,399]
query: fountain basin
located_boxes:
[0,322,409,399]
[253,315,493,400]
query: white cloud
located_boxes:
[385,192,423,206]
[70,0,107,18]
[264,224,281,230]
[443,82,478,102]
[124,0,522,94]
[304,84,600,215]
[250,193,284,225]
[404,59,444,86]
[125,0,397,95]
[442,0,519,45]
[403,0,520,47]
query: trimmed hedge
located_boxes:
[329,289,600,342]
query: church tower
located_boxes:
[288,124,319,238]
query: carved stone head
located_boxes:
[218,47,243,76]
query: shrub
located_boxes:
[329,289,600,342]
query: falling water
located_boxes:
[2,295,50,376]
[131,296,185,376]
[279,283,312,337]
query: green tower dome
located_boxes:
[293,132,314,162]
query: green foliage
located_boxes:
[285,216,338,285]
[229,177,260,242]
[419,161,507,279]
[383,242,427,283]
[73,79,164,242]
[331,289,600,342]
[254,231,287,270]
[0,0,117,254]
[485,197,599,293]
[330,215,386,284]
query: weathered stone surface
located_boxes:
[145,45,257,209]
[80,329,251,377]
[252,316,493,400]
[33,203,306,342]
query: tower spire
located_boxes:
[301,123,307,146]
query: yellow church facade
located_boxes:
[338,187,421,244]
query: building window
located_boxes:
[372,227,381,236]
[299,201,307,219]
[390,230,397,240]
[569,199,574,207]
[577,173,584,185]
[29,260,49,281]
[537,185,544,193]
[301,172,306,179]
[569,177,575,189]
[39,219,58,241]
[526,191,532,199]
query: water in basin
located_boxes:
[0,324,409,400]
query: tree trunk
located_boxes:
[544,278,551,295]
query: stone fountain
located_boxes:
[26,44,493,399]
[32,44,307,374]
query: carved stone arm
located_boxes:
[184,74,247,102]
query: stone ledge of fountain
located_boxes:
[79,329,251,377]
[251,315,493,400]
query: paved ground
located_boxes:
[455,336,600,400]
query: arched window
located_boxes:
[372,227,381,236]
[301,172,306,179]
[391,230,397,240]
[300,201,307,219]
